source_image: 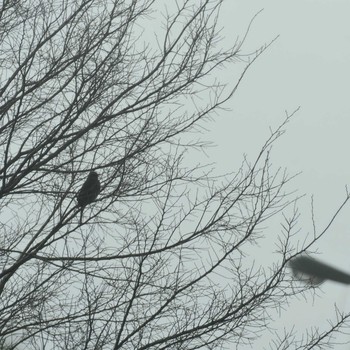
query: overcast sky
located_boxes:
[205,1,350,347]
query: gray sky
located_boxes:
[206,1,350,347]
[4,1,350,349]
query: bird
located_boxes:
[289,255,350,286]
[77,171,100,224]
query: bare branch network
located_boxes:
[0,0,349,349]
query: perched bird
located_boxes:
[77,171,100,223]
[289,255,350,286]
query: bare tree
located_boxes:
[1,0,349,349]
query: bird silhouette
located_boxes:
[77,171,100,224]
[289,255,350,286]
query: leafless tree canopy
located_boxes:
[1,0,350,349]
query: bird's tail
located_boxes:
[79,208,83,225]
